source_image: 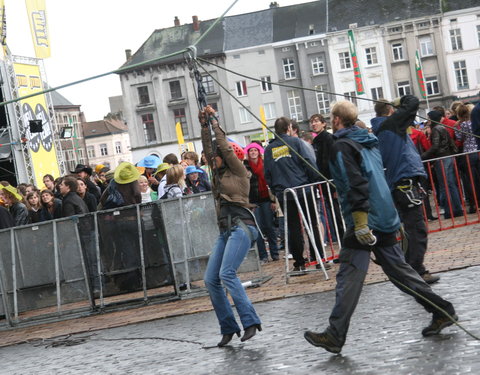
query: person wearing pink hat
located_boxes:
[244,142,279,263]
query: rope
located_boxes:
[0,0,240,109]
[196,57,480,141]
[194,58,335,188]
[387,273,480,341]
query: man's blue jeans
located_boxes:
[435,157,462,217]
[204,224,261,335]
[254,201,279,260]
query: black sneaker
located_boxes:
[422,314,458,337]
[291,265,307,276]
[304,331,342,354]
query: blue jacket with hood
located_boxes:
[329,126,401,238]
[371,95,426,190]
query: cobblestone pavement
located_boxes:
[0,265,479,375]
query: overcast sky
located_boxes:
[6,0,310,121]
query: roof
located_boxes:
[82,118,128,138]
[119,0,479,71]
[49,88,75,107]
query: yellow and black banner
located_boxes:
[25,0,50,58]
[14,61,60,184]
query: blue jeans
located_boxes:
[254,201,279,260]
[204,225,261,335]
[434,157,462,217]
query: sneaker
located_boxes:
[315,262,332,270]
[292,265,306,271]
[422,314,458,337]
[271,256,280,261]
[422,272,440,284]
[291,265,306,276]
[304,331,342,354]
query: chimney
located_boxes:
[269,2,279,9]
[125,49,132,61]
[174,16,180,26]
[192,15,200,31]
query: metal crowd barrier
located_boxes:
[283,182,344,282]
[280,151,480,283]
[0,192,263,328]
[422,150,480,231]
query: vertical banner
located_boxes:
[347,29,365,95]
[0,0,6,57]
[415,50,427,99]
[25,0,50,59]
[13,62,60,185]
[259,106,269,145]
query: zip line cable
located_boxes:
[194,58,335,187]
[194,57,479,342]
[196,57,480,141]
[0,0,240,110]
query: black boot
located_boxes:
[241,324,262,342]
[217,331,240,347]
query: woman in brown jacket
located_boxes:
[200,105,262,347]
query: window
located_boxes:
[365,47,378,65]
[419,36,433,56]
[142,113,157,144]
[392,43,404,61]
[454,60,469,90]
[63,115,68,125]
[137,86,150,105]
[261,76,272,92]
[169,80,182,99]
[263,103,276,120]
[315,85,330,114]
[236,80,247,96]
[311,57,325,75]
[115,141,122,154]
[477,25,480,46]
[450,29,463,51]
[343,91,357,106]
[202,75,215,94]
[339,52,351,70]
[239,107,252,124]
[370,87,384,101]
[173,108,189,138]
[87,146,95,158]
[396,81,411,96]
[425,76,440,95]
[283,58,296,79]
[287,90,303,121]
[100,144,108,156]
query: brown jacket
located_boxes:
[201,120,253,214]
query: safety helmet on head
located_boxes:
[230,142,245,160]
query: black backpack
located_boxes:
[160,184,178,200]
[103,181,125,209]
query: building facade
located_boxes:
[82,118,132,170]
[442,6,480,101]
[51,90,88,173]
[119,1,480,160]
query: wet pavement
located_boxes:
[0,265,479,374]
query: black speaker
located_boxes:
[29,119,43,133]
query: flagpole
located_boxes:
[415,50,430,112]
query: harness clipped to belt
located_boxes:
[395,178,426,207]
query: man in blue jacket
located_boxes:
[264,117,328,272]
[373,95,438,284]
[304,101,457,354]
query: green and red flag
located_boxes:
[415,50,427,99]
[347,29,364,95]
